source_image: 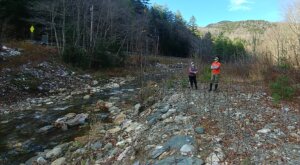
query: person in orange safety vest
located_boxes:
[209,56,221,91]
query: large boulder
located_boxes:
[54,113,89,128]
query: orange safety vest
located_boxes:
[211,61,221,75]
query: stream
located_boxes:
[0,83,140,165]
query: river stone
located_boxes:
[257,128,271,134]
[91,141,102,151]
[195,127,205,134]
[114,113,126,125]
[133,161,140,165]
[53,106,72,111]
[37,125,54,133]
[135,103,141,112]
[147,111,162,124]
[164,135,195,150]
[104,143,113,151]
[116,140,126,148]
[288,126,296,131]
[1,120,9,124]
[159,104,170,113]
[174,115,189,123]
[36,156,47,165]
[51,157,66,165]
[66,113,89,126]
[205,148,224,165]
[125,122,143,132]
[180,144,195,155]
[148,117,158,125]
[151,146,166,159]
[46,147,62,159]
[155,156,203,165]
[168,94,182,104]
[109,148,120,157]
[111,83,120,88]
[92,80,98,86]
[109,106,121,114]
[65,113,76,118]
[105,102,113,109]
[108,126,121,134]
[83,95,90,100]
[161,109,176,119]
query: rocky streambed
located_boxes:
[13,82,300,165]
[1,59,300,165]
[0,59,143,164]
[0,75,140,165]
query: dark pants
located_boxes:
[189,76,197,89]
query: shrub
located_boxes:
[91,41,126,69]
[10,73,41,93]
[277,57,291,70]
[62,46,89,69]
[91,50,125,69]
[200,66,211,82]
[166,79,175,89]
[270,75,295,103]
[180,78,189,88]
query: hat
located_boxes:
[214,57,219,61]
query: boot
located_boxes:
[209,83,213,91]
[214,84,218,91]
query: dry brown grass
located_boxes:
[0,41,58,71]
[125,54,190,66]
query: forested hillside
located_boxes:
[1,0,250,67]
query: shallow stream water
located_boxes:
[0,83,139,165]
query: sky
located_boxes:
[149,0,284,27]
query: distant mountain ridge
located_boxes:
[199,20,277,40]
[204,20,275,34]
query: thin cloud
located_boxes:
[229,0,253,11]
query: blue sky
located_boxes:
[149,0,283,27]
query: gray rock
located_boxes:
[91,141,102,151]
[147,112,162,125]
[83,95,90,100]
[73,148,86,155]
[92,80,99,86]
[159,105,170,113]
[151,146,166,159]
[36,157,47,165]
[180,144,195,156]
[104,143,113,151]
[135,103,141,112]
[205,148,224,165]
[46,147,62,159]
[66,113,89,126]
[109,106,121,114]
[155,156,203,165]
[195,127,205,134]
[109,148,119,157]
[148,117,158,125]
[161,109,176,119]
[164,135,195,150]
[287,126,296,131]
[51,157,66,165]
[133,161,140,165]
[257,128,271,134]
[168,94,182,104]
[37,125,54,133]
[174,115,189,123]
